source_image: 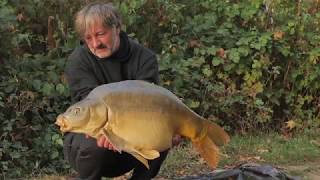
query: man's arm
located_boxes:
[65,50,99,102]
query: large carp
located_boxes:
[56,80,230,169]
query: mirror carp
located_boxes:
[56,80,230,169]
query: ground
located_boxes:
[31,132,320,180]
[30,159,320,180]
[280,160,320,180]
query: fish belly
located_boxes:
[109,110,174,151]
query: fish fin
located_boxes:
[102,128,160,166]
[102,128,124,152]
[131,152,150,169]
[192,121,230,169]
[129,147,159,169]
[205,121,230,146]
[192,135,220,169]
[135,148,160,160]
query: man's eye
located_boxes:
[97,32,105,36]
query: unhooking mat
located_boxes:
[178,163,301,180]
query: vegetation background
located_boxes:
[0,0,319,178]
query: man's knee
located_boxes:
[131,150,169,180]
[63,133,135,179]
[63,133,106,179]
[76,143,107,179]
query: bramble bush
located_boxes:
[0,0,319,178]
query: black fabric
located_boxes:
[130,150,168,180]
[101,31,132,62]
[65,31,159,103]
[63,133,168,180]
[178,163,300,180]
[208,163,300,180]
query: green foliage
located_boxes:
[120,0,320,132]
[0,54,71,178]
[0,0,78,177]
[0,0,16,60]
[0,0,319,178]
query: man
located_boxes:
[63,2,179,180]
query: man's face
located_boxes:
[84,23,120,58]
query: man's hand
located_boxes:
[85,134,119,152]
[97,135,119,152]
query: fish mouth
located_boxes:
[55,114,69,132]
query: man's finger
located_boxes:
[108,143,113,150]
[97,136,106,147]
[103,138,109,149]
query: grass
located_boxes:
[159,143,210,178]
[221,130,320,165]
[28,130,320,179]
[158,130,320,178]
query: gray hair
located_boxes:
[75,2,122,38]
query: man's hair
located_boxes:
[75,2,122,38]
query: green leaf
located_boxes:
[255,98,264,106]
[229,49,240,63]
[207,47,217,55]
[237,47,250,56]
[252,60,262,69]
[240,4,259,20]
[31,124,42,131]
[279,46,291,57]
[51,134,60,141]
[10,151,21,159]
[188,100,200,108]
[50,150,59,159]
[56,83,66,95]
[191,57,205,67]
[212,57,223,66]
[41,83,54,96]
[48,71,59,82]
[236,36,254,46]
[56,138,63,146]
[224,64,235,72]
[32,79,42,91]
[202,67,212,77]
[46,65,56,71]
[4,85,15,93]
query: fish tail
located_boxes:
[192,121,230,168]
[205,121,230,146]
[192,134,220,168]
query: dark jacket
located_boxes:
[65,32,159,102]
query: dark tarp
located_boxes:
[178,163,301,180]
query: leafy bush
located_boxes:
[0,0,319,178]
[0,0,79,177]
[120,0,320,132]
[0,0,16,61]
[0,54,70,177]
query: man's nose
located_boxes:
[92,37,101,48]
